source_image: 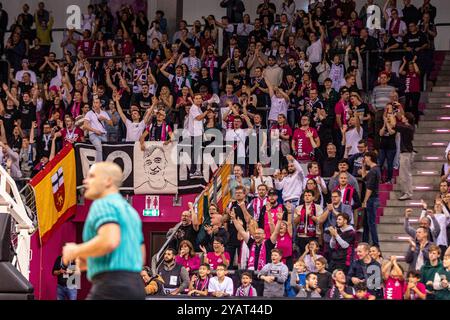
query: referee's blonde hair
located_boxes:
[92,162,123,188]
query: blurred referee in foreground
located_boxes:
[62,162,146,300]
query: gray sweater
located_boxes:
[258,262,288,297]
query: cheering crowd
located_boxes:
[0,0,449,300]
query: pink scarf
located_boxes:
[334,184,355,206]
[71,101,81,118]
[247,240,266,271]
[296,203,317,238]
[194,277,209,293]
[252,197,267,221]
[148,122,168,141]
[205,55,216,78]
[236,285,255,297]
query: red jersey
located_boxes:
[121,40,134,56]
[334,99,351,129]
[225,114,236,130]
[60,127,84,146]
[271,124,292,138]
[293,127,318,161]
[77,39,94,57]
[206,252,231,270]
[384,277,405,300]
[405,72,420,93]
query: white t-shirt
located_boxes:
[208,276,234,296]
[225,128,249,158]
[15,69,37,84]
[187,104,204,137]
[85,110,111,135]
[306,39,323,64]
[125,120,146,142]
[345,127,363,156]
[268,96,288,121]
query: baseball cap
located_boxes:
[22,59,29,64]
[268,188,278,196]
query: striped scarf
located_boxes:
[236,285,255,297]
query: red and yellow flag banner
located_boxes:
[30,144,77,243]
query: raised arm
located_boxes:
[229,209,250,243]
[399,57,407,76]
[0,120,6,144]
[160,58,174,78]
[2,84,19,107]
[270,211,283,244]
[265,76,274,98]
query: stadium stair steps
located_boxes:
[376,51,450,268]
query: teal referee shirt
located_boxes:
[83,193,144,281]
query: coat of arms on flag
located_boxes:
[51,167,65,212]
[30,144,77,243]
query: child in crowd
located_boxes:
[403,271,427,300]
[258,249,289,297]
[286,259,308,297]
[188,263,211,297]
[433,249,450,300]
[299,240,323,272]
[382,256,406,300]
[208,263,234,297]
[235,272,258,297]
[353,283,376,300]
[315,257,332,297]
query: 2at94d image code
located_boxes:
[176,303,273,319]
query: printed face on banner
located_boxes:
[134,142,178,194]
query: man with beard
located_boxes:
[315,143,339,178]
[257,188,289,239]
[131,83,154,111]
[274,154,305,210]
[328,213,357,273]
[157,248,190,295]
[334,172,361,215]
[168,202,199,251]
[328,159,360,194]
[292,272,321,298]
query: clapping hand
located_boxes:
[277,207,283,220]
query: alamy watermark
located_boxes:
[66,5,81,30]
[366,5,382,30]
